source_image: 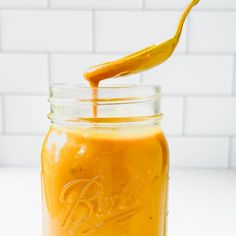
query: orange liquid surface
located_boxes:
[42,126,169,236]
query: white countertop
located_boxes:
[0,168,235,236]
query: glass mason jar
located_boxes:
[41,84,169,236]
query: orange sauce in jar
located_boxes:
[42,125,169,236]
[41,1,200,235]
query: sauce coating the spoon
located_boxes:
[84,0,200,116]
[84,0,199,87]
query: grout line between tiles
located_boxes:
[0,132,45,137]
[0,50,235,56]
[167,134,235,138]
[0,8,167,12]
[143,8,236,12]
[232,55,236,95]
[0,50,95,54]
[164,94,236,98]
[0,50,52,55]
[1,94,6,134]
[0,7,235,12]
[0,92,47,96]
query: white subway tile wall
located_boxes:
[50,0,143,9]
[0,0,235,167]
[4,95,49,134]
[0,0,47,8]
[0,96,3,133]
[162,97,184,135]
[185,97,236,135]
[95,11,187,53]
[231,138,236,167]
[145,0,189,9]
[199,0,236,9]
[142,55,234,95]
[0,54,48,93]
[234,58,236,94]
[0,135,44,166]
[1,11,93,52]
[169,137,229,167]
[145,0,236,10]
[189,12,236,53]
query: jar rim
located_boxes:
[48,83,163,126]
[49,83,162,105]
[51,83,161,90]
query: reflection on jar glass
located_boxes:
[41,84,169,236]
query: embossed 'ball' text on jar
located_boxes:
[41,84,169,236]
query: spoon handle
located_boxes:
[174,0,200,41]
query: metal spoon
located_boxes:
[84,0,200,86]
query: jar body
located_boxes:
[41,124,169,236]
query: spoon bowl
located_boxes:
[84,0,200,86]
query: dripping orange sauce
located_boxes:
[84,0,199,116]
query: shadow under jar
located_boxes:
[41,84,169,236]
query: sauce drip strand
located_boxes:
[84,0,200,116]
